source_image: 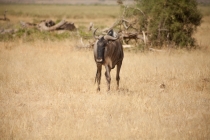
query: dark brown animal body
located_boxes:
[94,32,124,91]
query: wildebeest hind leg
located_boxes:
[116,62,122,90]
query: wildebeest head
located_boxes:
[93,28,118,62]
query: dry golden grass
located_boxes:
[0,39,210,139]
[0,4,210,140]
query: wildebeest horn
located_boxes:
[93,28,100,39]
[104,35,118,41]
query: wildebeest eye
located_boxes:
[98,41,106,47]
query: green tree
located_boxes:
[135,0,202,48]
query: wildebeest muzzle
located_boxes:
[96,37,108,63]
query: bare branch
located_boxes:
[89,22,94,31]
[0,10,10,21]
[142,31,147,45]
[123,21,129,29]
[134,8,145,16]
[149,48,166,52]
[123,45,134,48]
[20,21,36,28]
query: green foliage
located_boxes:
[135,0,202,48]
[0,27,78,42]
[79,30,92,39]
[0,33,14,41]
[77,25,93,39]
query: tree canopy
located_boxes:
[134,0,202,48]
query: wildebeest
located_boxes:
[93,29,124,91]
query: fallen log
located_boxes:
[0,29,18,34]
[44,19,55,27]
[37,20,76,31]
[149,48,166,52]
[123,45,134,48]
[58,22,76,31]
[119,31,147,44]
[20,21,37,28]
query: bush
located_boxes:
[135,0,202,48]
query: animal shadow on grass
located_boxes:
[117,88,134,96]
[96,88,133,96]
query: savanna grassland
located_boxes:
[0,4,210,140]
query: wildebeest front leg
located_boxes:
[116,62,122,90]
[96,64,102,91]
[105,65,111,91]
